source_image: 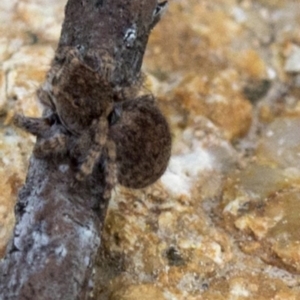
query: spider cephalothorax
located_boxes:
[39,49,115,135]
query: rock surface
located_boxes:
[1,0,300,299]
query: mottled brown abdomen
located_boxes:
[109,95,171,189]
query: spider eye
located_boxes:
[108,104,122,125]
[49,113,60,125]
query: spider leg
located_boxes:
[34,133,68,158]
[76,117,108,181]
[14,114,53,137]
[37,87,55,110]
[102,138,117,201]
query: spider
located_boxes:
[14,48,117,200]
[14,48,172,200]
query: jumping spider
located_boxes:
[15,48,171,200]
[14,49,117,200]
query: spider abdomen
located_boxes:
[109,96,171,189]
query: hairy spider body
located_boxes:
[15,1,172,201]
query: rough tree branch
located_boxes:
[0,155,106,299]
[0,0,170,299]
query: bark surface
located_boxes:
[0,154,107,300]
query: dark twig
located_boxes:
[0,156,107,299]
[0,0,171,299]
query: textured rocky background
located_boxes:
[1,0,300,299]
